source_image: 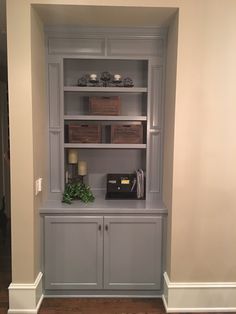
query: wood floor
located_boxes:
[39,298,166,314]
[0,226,11,314]
[1,228,235,314]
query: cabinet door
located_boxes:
[104,216,163,290]
[44,216,103,290]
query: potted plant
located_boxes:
[62,182,95,204]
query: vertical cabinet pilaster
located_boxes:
[48,60,64,195]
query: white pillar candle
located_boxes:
[78,161,87,176]
[68,149,78,164]
[90,74,97,81]
[114,74,121,81]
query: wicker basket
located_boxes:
[67,124,101,143]
[111,124,143,144]
[89,96,120,115]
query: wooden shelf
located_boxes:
[64,143,146,149]
[64,86,148,93]
[64,115,147,121]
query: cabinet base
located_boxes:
[44,289,163,298]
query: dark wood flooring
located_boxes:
[1,227,235,314]
[0,224,11,314]
[39,297,166,314]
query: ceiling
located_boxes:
[34,4,178,28]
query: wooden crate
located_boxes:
[89,96,120,115]
[111,124,143,144]
[68,124,101,143]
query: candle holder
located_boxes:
[101,71,112,87]
[112,78,122,87]
[89,78,99,87]
[67,164,78,183]
[78,174,85,184]
[78,76,88,87]
[123,77,134,87]
[89,74,99,87]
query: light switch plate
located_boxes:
[35,178,43,195]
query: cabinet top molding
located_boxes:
[45,25,167,37]
[45,26,166,57]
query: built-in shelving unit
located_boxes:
[63,57,149,195]
[43,26,167,297]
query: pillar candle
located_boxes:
[90,74,97,81]
[114,74,121,81]
[78,161,87,176]
[68,149,78,164]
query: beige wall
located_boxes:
[7,0,47,282]
[163,12,178,277]
[7,0,236,284]
[31,7,47,279]
[7,0,35,282]
[171,0,236,281]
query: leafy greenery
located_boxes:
[62,182,95,204]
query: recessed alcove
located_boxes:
[6,0,180,310]
[34,2,178,297]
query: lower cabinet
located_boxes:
[44,215,163,291]
[44,216,104,289]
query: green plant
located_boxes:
[62,182,95,204]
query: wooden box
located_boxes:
[111,124,143,144]
[68,124,101,143]
[89,96,120,115]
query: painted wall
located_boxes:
[7,0,236,284]
[7,0,35,282]
[7,0,47,282]
[171,0,236,282]
[162,12,178,277]
[31,6,47,279]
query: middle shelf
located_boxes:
[64,143,146,149]
[64,115,147,121]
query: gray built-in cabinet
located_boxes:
[41,27,168,297]
[44,215,163,291]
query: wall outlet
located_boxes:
[35,178,43,196]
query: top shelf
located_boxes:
[64,86,148,93]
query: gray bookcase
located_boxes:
[42,26,167,296]
[63,57,148,193]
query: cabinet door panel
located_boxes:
[104,216,163,290]
[44,216,103,290]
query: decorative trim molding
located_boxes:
[8,272,44,314]
[45,26,168,37]
[162,272,236,312]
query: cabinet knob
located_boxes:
[105,224,108,231]
[98,224,102,231]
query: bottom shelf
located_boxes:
[40,192,167,213]
[65,148,146,192]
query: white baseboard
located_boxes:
[8,272,44,314]
[163,272,236,312]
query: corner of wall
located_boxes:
[162,272,236,312]
[8,272,44,314]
